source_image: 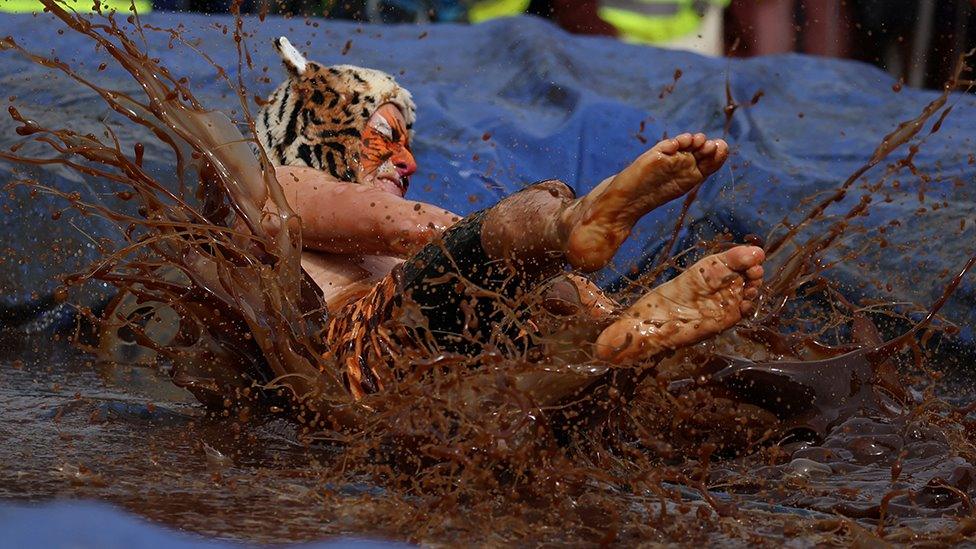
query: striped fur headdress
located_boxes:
[256,37,416,182]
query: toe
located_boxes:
[674,133,694,149]
[721,245,765,272]
[745,265,764,280]
[691,133,706,148]
[714,139,729,162]
[653,137,679,155]
[744,286,758,300]
[695,139,730,176]
[695,139,717,159]
[594,318,648,362]
[740,300,755,315]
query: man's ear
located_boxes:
[273,36,307,76]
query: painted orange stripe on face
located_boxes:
[360,112,414,178]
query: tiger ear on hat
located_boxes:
[273,36,308,76]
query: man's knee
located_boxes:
[527,178,576,201]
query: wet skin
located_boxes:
[272,104,458,305]
[276,104,764,365]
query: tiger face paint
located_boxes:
[356,103,417,197]
[256,37,418,186]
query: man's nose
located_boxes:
[393,148,417,178]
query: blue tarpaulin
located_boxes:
[0,501,404,548]
[0,13,974,335]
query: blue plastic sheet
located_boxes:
[0,501,405,549]
[0,12,974,338]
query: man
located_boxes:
[255,38,765,399]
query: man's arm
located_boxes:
[272,165,460,257]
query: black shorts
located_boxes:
[397,180,577,355]
[398,209,534,355]
[325,208,537,396]
[327,180,575,395]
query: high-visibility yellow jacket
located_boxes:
[0,0,152,13]
[468,0,727,45]
[467,0,529,23]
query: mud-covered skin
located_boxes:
[254,39,450,303]
[302,133,758,392]
[595,246,765,362]
[562,133,729,272]
[271,162,457,303]
[478,133,751,366]
[256,38,757,372]
[317,132,758,398]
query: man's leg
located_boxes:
[480,132,729,273]
[512,246,765,415]
[595,246,765,363]
[397,133,730,355]
[332,133,759,398]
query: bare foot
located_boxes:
[594,245,765,363]
[564,133,728,272]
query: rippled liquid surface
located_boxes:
[3,338,975,545]
[0,342,361,543]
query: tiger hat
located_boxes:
[256,37,417,182]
